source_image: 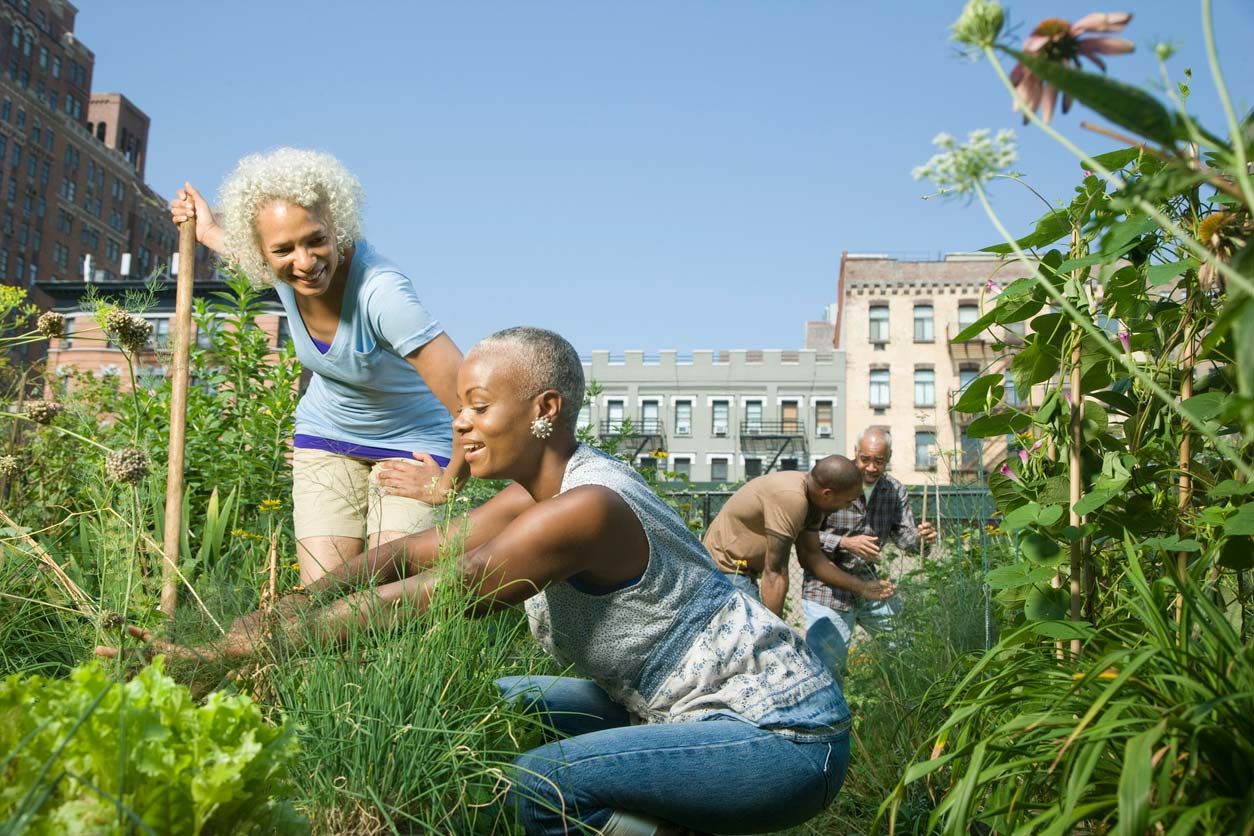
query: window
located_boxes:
[914,368,935,407]
[710,457,729,482]
[814,401,833,437]
[606,399,624,432]
[196,318,221,350]
[744,401,762,433]
[744,458,762,479]
[913,303,934,342]
[780,400,799,434]
[961,428,982,471]
[779,458,799,471]
[148,317,171,350]
[869,369,890,408]
[958,303,980,330]
[641,400,660,433]
[51,57,60,79]
[671,457,691,479]
[712,400,729,435]
[576,404,592,430]
[674,399,692,435]
[14,108,24,129]
[958,364,979,393]
[868,304,889,342]
[915,431,937,470]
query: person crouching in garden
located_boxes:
[103,327,851,836]
[169,149,466,586]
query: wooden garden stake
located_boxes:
[920,478,929,562]
[1066,229,1086,660]
[159,219,197,618]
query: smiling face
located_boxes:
[855,434,891,486]
[454,352,547,481]
[254,200,342,296]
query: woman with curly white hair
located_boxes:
[170,148,465,585]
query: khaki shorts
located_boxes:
[292,447,437,542]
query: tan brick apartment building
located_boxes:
[826,251,1039,486]
[1,0,213,296]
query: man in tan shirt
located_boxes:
[704,455,896,616]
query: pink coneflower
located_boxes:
[1010,13,1134,124]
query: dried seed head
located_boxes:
[0,454,17,477]
[100,611,127,630]
[116,314,153,355]
[103,307,131,334]
[36,311,67,338]
[25,400,64,424]
[106,447,151,484]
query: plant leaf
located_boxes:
[1002,48,1178,147]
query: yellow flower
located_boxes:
[652,450,668,459]
[259,499,283,512]
[290,562,300,571]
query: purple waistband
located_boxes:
[294,434,450,466]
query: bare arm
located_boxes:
[305,483,535,598]
[796,530,895,601]
[759,534,793,616]
[406,333,470,499]
[273,485,647,654]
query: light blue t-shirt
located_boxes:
[275,240,453,458]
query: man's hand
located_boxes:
[841,533,881,561]
[917,520,938,543]
[858,578,896,601]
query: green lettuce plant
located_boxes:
[0,658,304,834]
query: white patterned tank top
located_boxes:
[524,444,850,740]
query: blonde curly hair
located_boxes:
[216,148,365,286]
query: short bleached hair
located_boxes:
[216,148,366,286]
[473,327,586,433]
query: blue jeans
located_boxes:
[498,675,849,835]
[802,595,901,684]
[726,571,760,602]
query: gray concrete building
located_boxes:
[581,347,846,485]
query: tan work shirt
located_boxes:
[703,471,822,576]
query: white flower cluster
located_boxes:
[950,0,1004,49]
[912,129,1018,197]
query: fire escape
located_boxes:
[738,419,808,475]
[600,414,667,462]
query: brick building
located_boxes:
[0,0,211,301]
[823,251,1039,485]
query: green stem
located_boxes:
[0,412,113,452]
[973,182,1253,482]
[982,45,1254,300]
[1201,0,1254,209]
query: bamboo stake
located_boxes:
[1176,312,1195,621]
[1067,229,1085,660]
[159,219,197,618]
[920,477,929,563]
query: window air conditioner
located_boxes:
[676,420,691,435]
[712,422,728,436]
[817,424,833,437]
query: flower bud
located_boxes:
[951,0,1004,48]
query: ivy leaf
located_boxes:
[1074,488,1119,516]
[954,374,1005,413]
[1180,392,1229,423]
[1225,503,1254,537]
[1012,340,1061,392]
[952,307,999,343]
[1001,48,1178,147]
[966,411,1032,438]
[1209,480,1254,499]
[1088,147,1141,171]
[981,209,1071,255]
[1147,258,1198,287]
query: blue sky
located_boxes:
[82,1,1252,354]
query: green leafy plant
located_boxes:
[0,658,304,834]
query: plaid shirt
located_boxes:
[802,473,923,612]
